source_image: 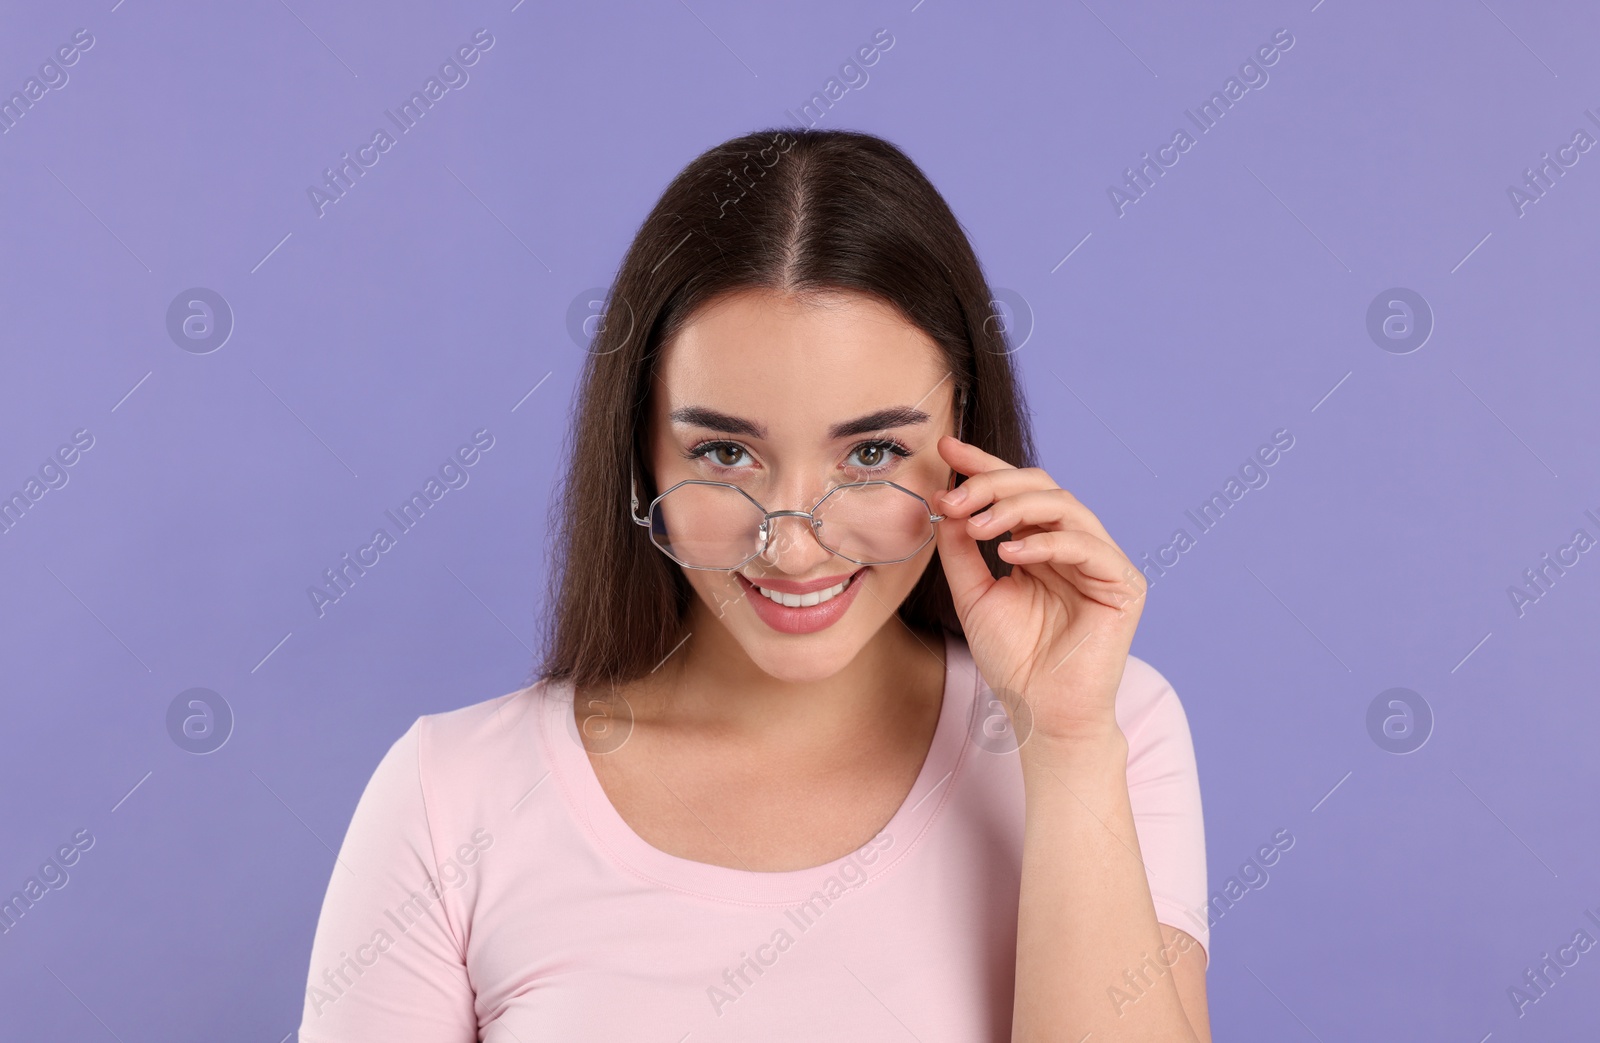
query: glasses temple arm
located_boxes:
[629,462,651,526]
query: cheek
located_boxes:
[901,456,952,501]
[869,542,937,597]
[688,569,749,620]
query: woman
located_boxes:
[299,128,1210,1041]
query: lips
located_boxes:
[735,567,868,635]
[739,568,862,596]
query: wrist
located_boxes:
[1017,721,1128,771]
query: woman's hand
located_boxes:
[932,434,1147,746]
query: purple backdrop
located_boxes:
[3,0,1597,1039]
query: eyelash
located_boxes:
[683,438,913,475]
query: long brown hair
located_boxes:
[534,127,1038,690]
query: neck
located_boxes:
[639,605,947,745]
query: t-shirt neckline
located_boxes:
[539,628,975,906]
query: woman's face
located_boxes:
[646,286,960,683]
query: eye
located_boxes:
[684,437,913,476]
[845,439,912,472]
[685,440,755,470]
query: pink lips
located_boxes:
[736,567,867,634]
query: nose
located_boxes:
[754,510,840,574]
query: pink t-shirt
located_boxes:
[298,629,1206,1042]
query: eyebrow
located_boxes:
[669,405,933,441]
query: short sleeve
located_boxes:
[1120,658,1209,965]
[298,718,477,1042]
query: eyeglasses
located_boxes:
[629,390,965,571]
[629,471,952,570]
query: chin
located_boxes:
[732,627,873,684]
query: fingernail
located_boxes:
[943,487,967,507]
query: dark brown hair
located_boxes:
[534,127,1038,690]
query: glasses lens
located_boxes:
[651,483,768,569]
[813,483,935,564]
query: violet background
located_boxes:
[2,0,1597,1039]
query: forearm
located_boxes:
[1011,727,1201,1043]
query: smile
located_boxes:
[734,566,870,634]
[749,573,857,607]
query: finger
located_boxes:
[935,437,1060,511]
[940,464,1059,513]
[934,497,997,614]
[998,529,1148,605]
[937,434,1021,478]
[936,436,1124,554]
[962,488,1119,551]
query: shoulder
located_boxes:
[413,682,546,760]
[366,680,567,828]
[1113,654,1196,759]
[1111,655,1209,959]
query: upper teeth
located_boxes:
[752,575,852,608]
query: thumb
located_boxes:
[934,504,994,617]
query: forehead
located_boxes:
[655,288,951,432]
